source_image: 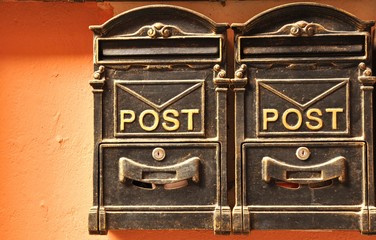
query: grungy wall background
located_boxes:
[1,1,376,239]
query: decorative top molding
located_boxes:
[232,64,248,88]
[213,64,248,88]
[90,66,105,90]
[358,62,376,86]
[118,22,195,38]
[266,21,337,37]
[90,5,228,37]
[231,2,374,35]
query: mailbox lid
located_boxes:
[95,36,223,64]
[243,142,365,207]
[232,2,374,61]
[235,32,370,63]
[100,143,220,207]
[90,5,228,65]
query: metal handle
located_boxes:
[262,156,346,184]
[119,157,200,185]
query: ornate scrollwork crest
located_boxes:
[267,21,337,37]
[123,22,193,39]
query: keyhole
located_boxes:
[296,147,310,160]
[152,147,166,161]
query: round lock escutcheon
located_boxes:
[152,147,166,161]
[296,147,310,160]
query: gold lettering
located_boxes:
[325,108,343,130]
[306,108,323,130]
[262,109,278,130]
[282,108,302,130]
[139,109,159,131]
[162,109,180,131]
[120,110,135,131]
[181,109,200,131]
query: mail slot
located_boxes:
[231,3,376,234]
[88,5,230,234]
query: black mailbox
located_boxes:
[88,5,231,234]
[231,3,376,233]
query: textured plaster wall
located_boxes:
[1,1,376,240]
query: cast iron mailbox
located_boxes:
[88,5,230,234]
[231,3,376,234]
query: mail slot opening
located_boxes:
[132,180,156,190]
[142,171,176,180]
[309,180,333,189]
[164,180,189,190]
[97,37,221,63]
[131,179,189,190]
[240,35,366,60]
[275,181,300,189]
[275,180,334,189]
[286,171,322,179]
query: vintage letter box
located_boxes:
[231,3,376,233]
[88,5,230,234]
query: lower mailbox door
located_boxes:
[243,142,366,230]
[99,142,220,229]
[244,142,365,207]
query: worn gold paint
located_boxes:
[262,108,344,131]
[139,109,159,131]
[262,109,278,130]
[120,110,136,131]
[162,109,180,131]
[120,109,200,132]
[281,108,302,130]
[325,108,343,130]
[181,109,200,131]
[306,108,323,130]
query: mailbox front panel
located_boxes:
[103,70,218,138]
[232,3,376,234]
[101,143,219,206]
[244,142,365,206]
[250,74,359,138]
[89,5,230,234]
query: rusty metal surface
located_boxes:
[89,5,230,234]
[232,2,376,234]
[89,2,376,235]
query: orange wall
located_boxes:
[1,1,376,240]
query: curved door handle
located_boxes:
[262,156,346,184]
[119,157,200,185]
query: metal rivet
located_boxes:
[296,147,310,160]
[152,147,166,161]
